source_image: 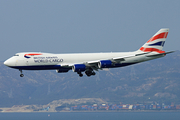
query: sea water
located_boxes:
[0,112,180,120]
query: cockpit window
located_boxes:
[14,54,19,56]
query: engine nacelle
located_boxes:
[72,64,86,72]
[98,60,112,68]
[56,69,69,73]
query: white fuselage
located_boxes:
[4,51,163,70]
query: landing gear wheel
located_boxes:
[92,72,96,75]
[77,72,83,77]
[20,74,24,77]
[85,71,91,76]
[85,70,96,76]
[19,69,24,77]
[87,74,91,77]
[79,74,83,77]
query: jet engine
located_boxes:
[98,60,112,68]
[72,64,86,72]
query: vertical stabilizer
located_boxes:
[139,28,169,53]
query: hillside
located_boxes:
[0,51,180,107]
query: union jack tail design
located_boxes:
[139,28,169,53]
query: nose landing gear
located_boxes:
[20,74,24,77]
[19,70,24,77]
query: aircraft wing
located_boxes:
[86,53,150,65]
[85,54,137,70]
[60,51,174,71]
[84,51,174,70]
[60,54,137,71]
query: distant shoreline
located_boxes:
[59,110,180,112]
[1,110,180,113]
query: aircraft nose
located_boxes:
[4,59,11,66]
[4,58,15,67]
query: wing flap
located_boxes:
[112,54,135,62]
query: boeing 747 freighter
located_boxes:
[4,28,174,77]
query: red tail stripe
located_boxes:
[140,47,165,53]
[147,32,168,43]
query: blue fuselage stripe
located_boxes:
[10,65,64,70]
[9,63,138,70]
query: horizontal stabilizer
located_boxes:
[146,51,175,57]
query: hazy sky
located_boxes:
[0,0,180,61]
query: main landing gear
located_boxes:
[77,70,96,77]
[85,70,96,77]
[77,72,83,77]
[19,69,24,77]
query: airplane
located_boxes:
[4,28,174,77]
